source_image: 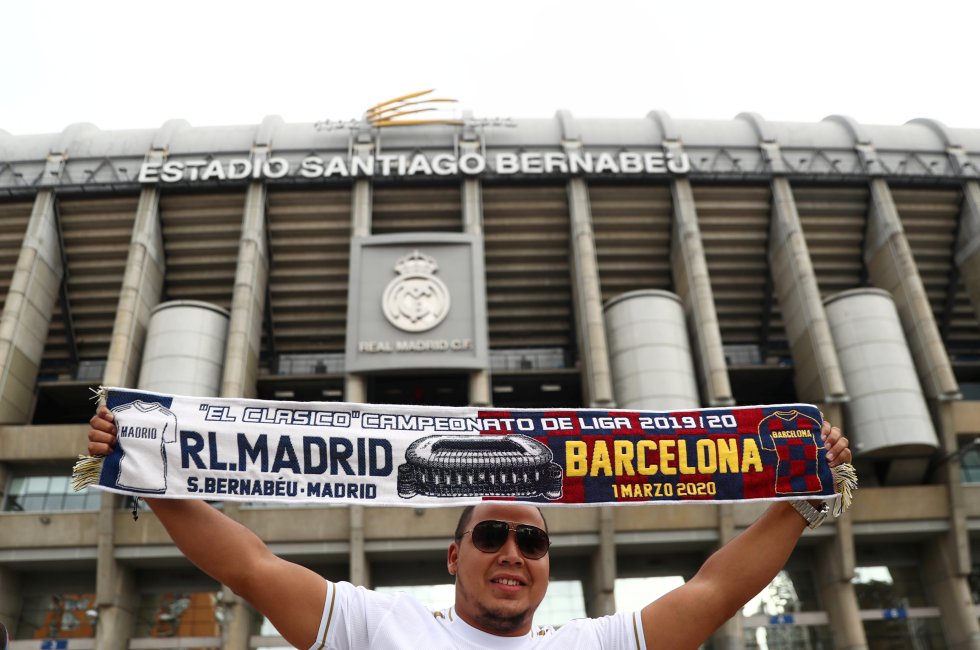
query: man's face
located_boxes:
[447,503,550,636]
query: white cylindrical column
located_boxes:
[604,290,700,410]
[824,289,939,482]
[138,300,230,397]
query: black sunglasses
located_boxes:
[460,519,551,560]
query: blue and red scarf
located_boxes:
[74,387,855,513]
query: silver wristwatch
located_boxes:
[792,500,829,529]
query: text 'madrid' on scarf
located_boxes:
[73,387,856,514]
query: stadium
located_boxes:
[0,101,978,649]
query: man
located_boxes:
[88,408,851,649]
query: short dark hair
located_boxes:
[453,505,548,540]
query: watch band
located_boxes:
[792,500,829,529]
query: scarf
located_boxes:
[73,387,855,514]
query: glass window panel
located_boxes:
[744,624,831,649]
[24,476,50,492]
[854,565,931,608]
[62,494,87,511]
[533,580,585,628]
[744,569,821,616]
[8,476,26,496]
[862,617,946,649]
[21,495,45,511]
[43,493,65,511]
[83,491,102,510]
[256,617,292,650]
[133,592,221,638]
[2,475,100,512]
[961,447,980,483]
[615,576,685,612]
[4,495,25,512]
[15,593,96,640]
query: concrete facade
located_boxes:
[0,112,979,649]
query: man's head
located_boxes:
[447,503,550,636]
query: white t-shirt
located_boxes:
[309,581,646,650]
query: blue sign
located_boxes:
[41,641,69,650]
[769,614,795,625]
[883,607,908,620]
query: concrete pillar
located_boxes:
[220,585,254,650]
[670,178,733,406]
[769,177,848,404]
[0,188,63,423]
[711,504,741,649]
[94,493,138,650]
[919,401,979,648]
[811,402,867,650]
[585,507,616,617]
[346,151,373,590]
[460,140,492,407]
[349,505,371,588]
[922,536,980,649]
[221,176,269,399]
[865,178,960,400]
[103,184,166,388]
[957,182,980,325]
[0,567,21,638]
[345,141,373,407]
[814,517,866,650]
[94,163,168,650]
[565,154,615,408]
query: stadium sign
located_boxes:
[346,234,488,373]
[137,150,691,184]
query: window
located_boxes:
[3,475,100,512]
[959,442,980,483]
[16,593,96,640]
[615,575,684,612]
[742,570,829,649]
[853,565,946,648]
[133,592,221,640]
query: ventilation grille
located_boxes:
[483,184,572,349]
[590,183,672,303]
[372,185,461,234]
[159,192,244,310]
[267,188,351,354]
[0,200,33,312]
[892,186,978,355]
[795,184,869,298]
[694,184,787,359]
[44,196,137,370]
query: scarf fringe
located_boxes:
[72,454,104,492]
[831,463,858,517]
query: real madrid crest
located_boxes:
[382,250,451,332]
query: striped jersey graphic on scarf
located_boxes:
[756,410,823,495]
[112,400,178,493]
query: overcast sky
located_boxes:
[4,0,979,136]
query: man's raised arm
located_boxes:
[640,420,851,650]
[88,407,326,650]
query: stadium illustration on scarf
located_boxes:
[73,387,856,514]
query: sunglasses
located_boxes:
[459,520,551,560]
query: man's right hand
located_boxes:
[88,406,117,456]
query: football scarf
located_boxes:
[73,387,856,514]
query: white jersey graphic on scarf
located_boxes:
[112,401,178,493]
